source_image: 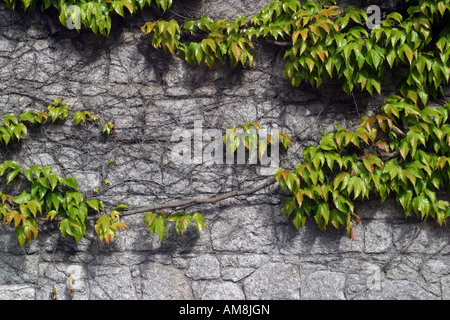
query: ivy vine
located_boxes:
[0,0,449,245]
[2,0,173,35]
[139,0,450,236]
[0,99,207,246]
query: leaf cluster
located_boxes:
[2,0,173,35]
[223,122,292,160]
[276,98,449,236]
[0,99,207,246]
[0,99,118,246]
[139,0,450,236]
[0,161,90,246]
[143,211,206,241]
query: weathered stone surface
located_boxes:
[87,266,138,300]
[0,0,448,301]
[221,267,255,282]
[211,205,277,253]
[193,281,246,300]
[141,263,193,300]
[0,284,35,300]
[186,255,221,280]
[367,280,440,300]
[301,270,346,300]
[243,263,300,300]
[364,221,393,253]
[36,263,89,300]
[441,277,450,300]
[0,253,39,284]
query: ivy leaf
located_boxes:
[27,200,42,218]
[48,174,59,191]
[231,42,242,64]
[71,218,86,242]
[330,208,347,229]
[316,202,330,225]
[292,209,306,230]
[113,204,130,211]
[333,195,352,214]
[183,19,196,33]
[46,210,58,221]
[73,110,86,125]
[86,199,100,212]
[6,167,21,185]
[62,177,79,190]
[143,212,168,241]
[334,172,350,190]
[143,212,157,228]
[19,110,37,123]
[141,21,157,34]
[3,113,18,126]
[152,216,168,241]
[413,195,431,219]
[13,190,32,205]
[47,192,64,212]
[66,191,83,206]
[363,155,383,173]
[191,213,206,233]
[167,212,191,234]
[15,224,27,247]
[111,0,134,17]
[286,172,300,194]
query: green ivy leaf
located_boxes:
[62,177,79,190]
[113,204,130,211]
[13,190,32,205]
[152,216,168,241]
[6,167,21,185]
[192,212,206,233]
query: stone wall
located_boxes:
[0,0,449,300]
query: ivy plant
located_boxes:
[0,99,206,246]
[0,0,449,243]
[2,0,173,35]
[140,0,450,236]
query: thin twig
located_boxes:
[351,91,361,117]
[115,176,276,217]
[37,177,277,224]
[35,149,403,224]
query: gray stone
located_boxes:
[0,284,35,300]
[392,223,450,255]
[195,281,246,300]
[422,258,450,283]
[37,263,89,300]
[441,277,450,299]
[277,222,364,254]
[141,263,193,300]
[0,0,448,302]
[186,255,220,280]
[211,205,277,253]
[0,253,39,284]
[221,267,254,282]
[70,171,101,194]
[364,221,393,253]
[244,263,300,300]
[367,280,439,300]
[301,270,346,300]
[87,265,138,300]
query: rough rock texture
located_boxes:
[0,0,449,300]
